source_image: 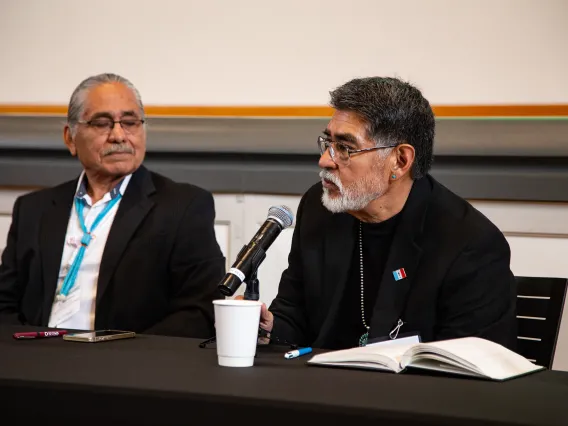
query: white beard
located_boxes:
[320,168,385,213]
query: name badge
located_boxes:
[366,333,421,348]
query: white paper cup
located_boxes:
[213,299,263,367]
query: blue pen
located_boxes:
[284,347,312,359]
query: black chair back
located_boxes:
[515,276,567,368]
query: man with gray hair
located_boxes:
[258,77,517,350]
[0,73,225,338]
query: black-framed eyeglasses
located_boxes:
[77,117,146,134]
[317,136,397,166]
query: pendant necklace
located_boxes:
[358,221,370,346]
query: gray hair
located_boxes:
[67,73,145,133]
[329,77,435,179]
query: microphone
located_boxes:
[218,205,294,297]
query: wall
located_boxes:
[1,189,568,371]
[0,0,567,106]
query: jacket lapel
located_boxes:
[313,212,356,347]
[95,166,156,306]
[40,181,77,325]
[368,177,432,339]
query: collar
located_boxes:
[75,171,132,203]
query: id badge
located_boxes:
[366,333,421,348]
[48,285,81,328]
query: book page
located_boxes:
[307,339,417,373]
[404,354,484,376]
[404,337,543,380]
[402,346,482,375]
[403,358,483,378]
[317,361,397,372]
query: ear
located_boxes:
[63,125,77,156]
[390,144,415,180]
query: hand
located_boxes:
[234,295,274,344]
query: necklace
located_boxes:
[358,221,370,346]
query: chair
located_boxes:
[515,276,567,368]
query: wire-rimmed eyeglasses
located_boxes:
[77,117,146,135]
[317,136,397,166]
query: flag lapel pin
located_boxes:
[392,268,407,281]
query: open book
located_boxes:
[307,337,544,381]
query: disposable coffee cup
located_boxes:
[213,299,262,367]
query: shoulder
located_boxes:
[148,170,214,207]
[14,179,76,210]
[427,176,507,249]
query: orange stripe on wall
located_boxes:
[0,104,567,117]
[432,105,568,117]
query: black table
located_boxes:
[1,325,567,426]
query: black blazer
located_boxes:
[270,175,517,350]
[0,165,226,338]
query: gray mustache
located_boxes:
[319,170,340,186]
[102,144,134,156]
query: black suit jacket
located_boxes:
[270,175,517,350]
[0,165,226,338]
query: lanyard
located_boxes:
[58,194,122,297]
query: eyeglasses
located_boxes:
[77,117,146,135]
[317,136,397,166]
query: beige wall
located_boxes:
[0,0,567,105]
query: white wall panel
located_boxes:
[0,0,566,105]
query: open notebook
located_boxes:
[307,337,544,381]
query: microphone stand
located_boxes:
[199,266,261,348]
[243,269,260,301]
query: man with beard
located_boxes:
[0,73,225,338]
[258,77,517,350]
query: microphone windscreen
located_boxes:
[268,205,294,229]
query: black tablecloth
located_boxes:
[0,325,567,426]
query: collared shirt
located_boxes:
[47,172,132,330]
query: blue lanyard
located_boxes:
[59,194,122,297]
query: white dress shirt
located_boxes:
[48,172,132,330]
